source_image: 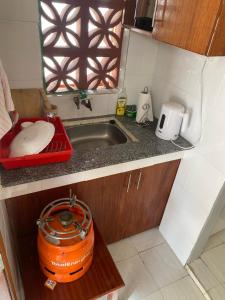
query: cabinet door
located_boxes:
[123,160,180,238]
[152,0,221,55]
[207,3,225,56]
[75,172,131,244]
[5,161,180,245]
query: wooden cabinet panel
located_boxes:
[5,172,131,244]
[121,160,180,238]
[207,2,225,56]
[6,160,180,245]
[152,0,221,55]
[73,172,130,244]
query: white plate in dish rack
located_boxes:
[10,120,55,157]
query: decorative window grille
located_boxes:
[39,0,126,94]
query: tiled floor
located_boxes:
[189,229,225,300]
[107,228,206,300]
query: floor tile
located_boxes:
[161,276,205,300]
[215,229,225,243]
[190,258,219,291]
[204,233,224,252]
[201,243,225,283]
[143,290,164,300]
[129,228,165,253]
[116,255,158,300]
[209,284,225,300]
[108,238,138,263]
[140,243,187,288]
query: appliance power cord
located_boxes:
[170,56,208,150]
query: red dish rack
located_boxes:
[0,117,73,169]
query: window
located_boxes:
[39,0,127,94]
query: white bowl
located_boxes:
[10,121,55,157]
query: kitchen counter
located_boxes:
[0,117,191,200]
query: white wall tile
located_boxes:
[151,79,201,143]
[151,43,206,144]
[153,44,205,98]
[50,93,118,120]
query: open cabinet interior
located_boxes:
[3,183,125,300]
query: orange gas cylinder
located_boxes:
[37,195,94,283]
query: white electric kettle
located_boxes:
[155,101,189,141]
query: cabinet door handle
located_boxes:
[127,173,132,193]
[137,171,142,190]
[152,0,158,27]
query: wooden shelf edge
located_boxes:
[18,224,124,300]
[124,25,153,37]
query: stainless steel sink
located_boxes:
[66,121,128,151]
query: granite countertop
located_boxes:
[0,117,191,188]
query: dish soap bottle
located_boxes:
[116,88,127,116]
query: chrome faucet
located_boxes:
[82,98,92,111]
[73,95,80,109]
[73,92,92,111]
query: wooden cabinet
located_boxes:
[152,0,225,56]
[6,160,180,245]
[120,161,180,239]
[73,171,130,243]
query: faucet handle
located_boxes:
[73,95,80,109]
[73,90,92,111]
[82,97,92,111]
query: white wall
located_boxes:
[0,0,41,89]
[0,0,158,120]
[153,43,225,264]
[151,43,206,144]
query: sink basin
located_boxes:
[66,121,128,151]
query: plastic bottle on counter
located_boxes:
[116,88,127,116]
